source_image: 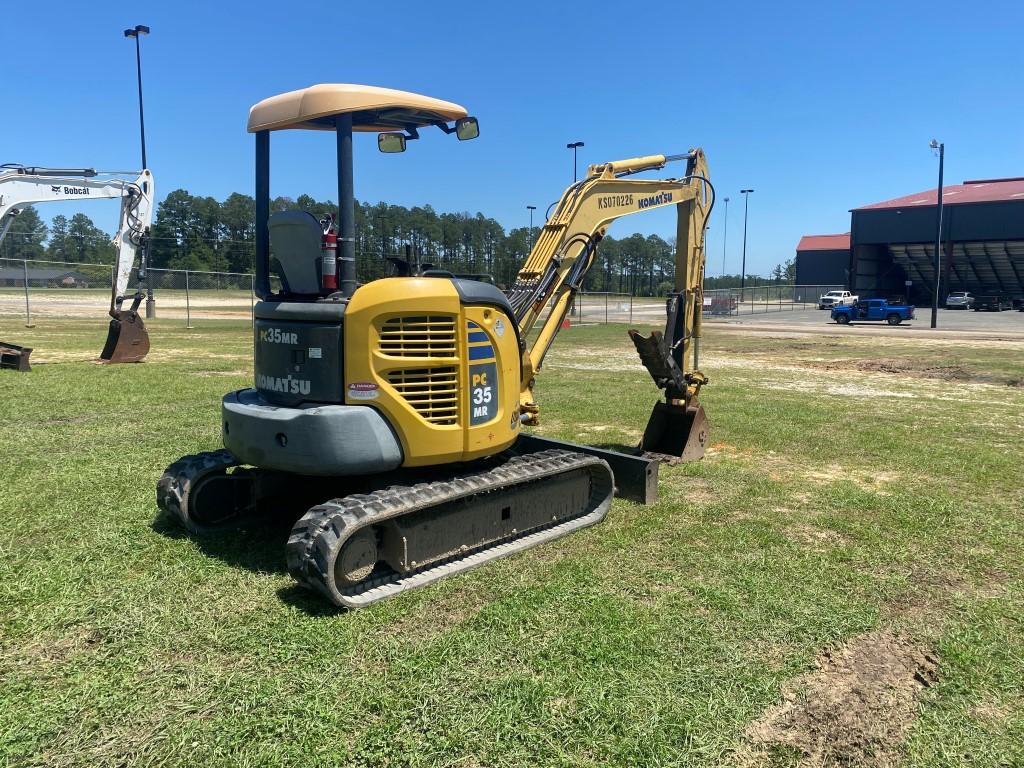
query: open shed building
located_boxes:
[795,233,850,286]
[849,177,1024,304]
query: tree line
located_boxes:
[2,191,794,294]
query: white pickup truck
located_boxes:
[818,290,858,310]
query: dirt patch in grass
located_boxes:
[192,369,250,377]
[738,630,938,767]
[883,564,1012,624]
[787,524,849,551]
[809,357,975,381]
[1,625,106,669]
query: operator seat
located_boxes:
[268,211,322,295]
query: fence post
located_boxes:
[22,259,33,328]
[605,293,609,324]
[185,270,193,329]
[629,293,633,324]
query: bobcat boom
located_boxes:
[0,164,155,362]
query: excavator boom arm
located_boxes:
[0,168,155,313]
[508,149,712,422]
[0,166,156,363]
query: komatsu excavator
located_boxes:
[158,84,712,608]
[0,164,155,362]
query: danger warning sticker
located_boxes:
[348,382,379,400]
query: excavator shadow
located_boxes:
[152,512,342,614]
[150,510,297,577]
[275,585,342,616]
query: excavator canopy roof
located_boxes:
[247,84,469,133]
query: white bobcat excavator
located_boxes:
[0,164,156,362]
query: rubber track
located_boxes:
[156,449,240,533]
[286,449,613,608]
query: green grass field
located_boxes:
[1,317,1022,767]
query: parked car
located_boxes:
[973,295,1013,312]
[945,291,975,309]
[831,299,915,325]
[818,290,858,310]
[704,295,737,315]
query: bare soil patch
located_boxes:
[808,356,975,381]
[738,630,938,767]
[192,369,250,377]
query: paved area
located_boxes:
[705,307,1024,340]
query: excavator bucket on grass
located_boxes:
[0,341,32,372]
[99,308,150,363]
[639,398,709,462]
[629,327,709,462]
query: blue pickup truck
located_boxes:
[831,299,915,325]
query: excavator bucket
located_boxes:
[99,310,150,363]
[628,328,709,462]
[0,341,32,372]
[639,398,709,462]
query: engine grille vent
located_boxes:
[387,367,459,425]
[379,315,457,358]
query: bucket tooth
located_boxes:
[100,310,150,363]
[639,398,709,462]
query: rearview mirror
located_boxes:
[378,133,407,153]
[455,117,480,141]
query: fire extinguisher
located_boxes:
[320,215,338,292]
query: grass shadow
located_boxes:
[151,510,296,575]
[276,584,346,617]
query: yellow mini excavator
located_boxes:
[158,84,713,608]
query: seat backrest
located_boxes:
[269,211,322,294]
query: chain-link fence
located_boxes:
[1,258,849,328]
[701,284,845,317]
[563,286,847,325]
[0,258,264,326]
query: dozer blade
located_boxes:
[0,341,32,372]
[639,398,709,462]
[99,310,150,363]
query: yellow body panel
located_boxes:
[344,278,519,468]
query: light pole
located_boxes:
[123,25,150,170]
[566,141,584,182]
[527,205,537,249]
[721,196,730,278]
[929,140,944,329]
[740,189,754,302]
[124,24,154,318]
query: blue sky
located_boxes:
[3,0,1021,275]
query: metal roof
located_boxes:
[796,233,850,251]
[854,177,1024,211]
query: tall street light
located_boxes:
[567,141,584,182]
[721,196,730,277]
[527,205,537,249]
[929,139,944,329]
[124,24,153,318]
[740,189,754,302]
[123,25,151,170]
